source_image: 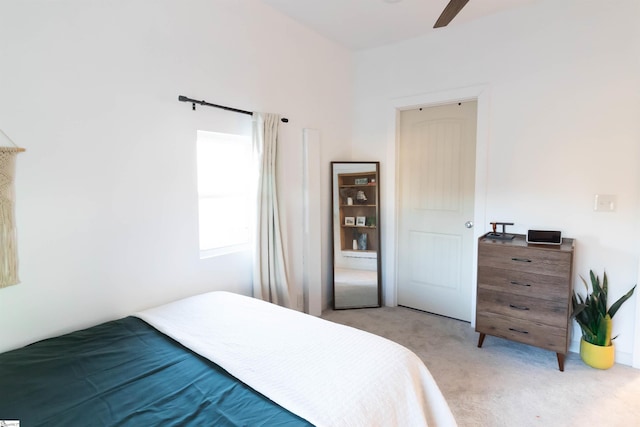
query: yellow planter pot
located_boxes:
[580,338,615,369]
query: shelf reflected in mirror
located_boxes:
[331,161,381,309]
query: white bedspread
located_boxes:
[135,291,456,427]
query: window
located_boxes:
[196,130,253,258]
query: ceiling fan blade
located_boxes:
[434,0,470,28]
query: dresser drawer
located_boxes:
[477,288,569,328]
[478,244,571,278]
[478,266,570,301]
[476,312,568,353]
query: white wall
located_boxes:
[0,0,352,353]
[352,0,640,364]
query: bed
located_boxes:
[0,291,456,426]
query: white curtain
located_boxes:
[252,113,292,307]
[0,147,21,288]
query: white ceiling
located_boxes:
[261,0,538,50]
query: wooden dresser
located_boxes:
[476,233,574,371]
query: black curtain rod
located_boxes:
[178,95,289,123]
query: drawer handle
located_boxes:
[511,257,532,263]
[509,327,529,334]
[509,304,530,311]
[510,280,531,287]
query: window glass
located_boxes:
[197,130,253,257]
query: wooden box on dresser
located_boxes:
[476,233,575,371]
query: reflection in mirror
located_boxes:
[331,162,381,309]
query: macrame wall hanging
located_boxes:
[0,128,25,288]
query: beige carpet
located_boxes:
[322,306,640,427]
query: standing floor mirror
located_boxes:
[331,162,381,309]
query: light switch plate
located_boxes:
[594,194,616,212]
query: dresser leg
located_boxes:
[556,353,565,372]
[477,333,486,348]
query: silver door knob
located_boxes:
[465,221,474,229]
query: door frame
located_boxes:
[383,85,490,326]
[634,261,640,368]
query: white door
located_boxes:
[397,101,477,321]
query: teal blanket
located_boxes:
[0,317,312,426]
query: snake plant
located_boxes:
[571,270,636,346]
